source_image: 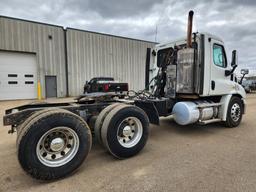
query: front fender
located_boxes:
[219,92,246,121]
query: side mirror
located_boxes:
[225,50,238,76]
[85,81,89,85]
[239,69,249,84]
[241,69,249,75]
[231,50,237,67]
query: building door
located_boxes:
[45,76,57,98]
[0,51,37,100]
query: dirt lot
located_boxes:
[0,95,256,192]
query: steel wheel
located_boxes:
[230,103,241,122]
[101,105,149,159]
[17,109,91,180]
[117,117,143,148]
[36,127,79,167]
[225,96,243,128]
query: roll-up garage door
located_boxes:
[0,51,37,100]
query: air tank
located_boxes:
[172,101,218,125]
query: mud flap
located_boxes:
[134,100,160,125]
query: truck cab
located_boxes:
[150,32,245,99]
[146,15,246,126]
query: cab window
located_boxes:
[213,44,227,68]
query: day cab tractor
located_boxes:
[3,11,246,180]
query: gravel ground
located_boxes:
[0,95,256,192]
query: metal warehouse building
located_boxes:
[0,16,156,100]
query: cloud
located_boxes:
[87,0,164,18]
[0,0,256,75]
[206,20,227,27]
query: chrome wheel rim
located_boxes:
[117,117,143,148]
[36,127,79,167]
[231,103,241,122]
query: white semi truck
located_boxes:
[3,11,246,180]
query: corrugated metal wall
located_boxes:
[66,28,156,96]
[0,16,156,98]
[0,17,67,97]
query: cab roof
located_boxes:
[156,32,224,50]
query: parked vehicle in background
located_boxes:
[242,79,256,93]
[83,77,129,94]
[242,80,252,93]
[251,81,256,91]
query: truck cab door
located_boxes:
[209,39,232,95]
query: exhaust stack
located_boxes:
[176,10,195,94]
[187,10,194,48]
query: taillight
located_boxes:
[125,84,129,91]
[104,84,109,91]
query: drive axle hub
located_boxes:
[50,138,65,152]
[117,117,143,148]
[122,126,132,137]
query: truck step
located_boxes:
[199,118,222,125]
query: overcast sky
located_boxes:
[0,0,256,75]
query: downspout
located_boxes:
[64,28,69,97]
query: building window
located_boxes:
[8,81,18,84]
[25,74,34,78]
[8,74,18,77]
[25,81,34,84]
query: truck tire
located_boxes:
[225,96,243,128]
[17,109,92,180]
[94,103,123,145]
[16,108,55,148]
[101,105,149,159]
